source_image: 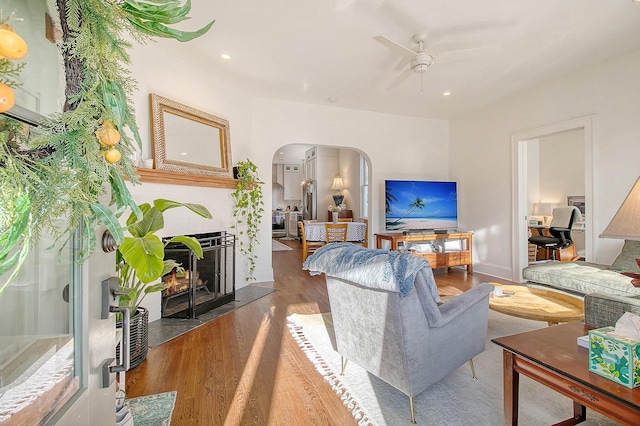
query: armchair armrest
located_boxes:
[435,283,494,327]
[584,293,640,328]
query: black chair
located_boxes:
[528,206,582,261]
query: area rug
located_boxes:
[287,311,618,426]
[127,391,176,426]
[272,239,293,251]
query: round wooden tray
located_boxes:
[488,284,584,325]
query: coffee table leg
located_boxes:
[504,351,519,425]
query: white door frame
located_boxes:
[511,115,595,282]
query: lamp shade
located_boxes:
[532,202,555,217]
[600,176,640,241]
[331,176,344,191]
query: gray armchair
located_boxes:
[303,243,494,424]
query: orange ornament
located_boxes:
[0,27,28,60]
[0,82,15,113]
[95,122,121,146]
[105,148,122,163]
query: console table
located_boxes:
[375,231,473,272]
[326,209,353,222]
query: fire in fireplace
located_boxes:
[161,231,235,318]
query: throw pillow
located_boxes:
[610,240,640,272]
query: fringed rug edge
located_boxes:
[286,315,374,426]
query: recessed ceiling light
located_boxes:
[442,92,451,96]
[181,152,187,156]
[221,53,231,60]
[328,97,338,103]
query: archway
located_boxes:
[270,143,372,254]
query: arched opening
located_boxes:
[270,144,372,259]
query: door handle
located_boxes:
[101,277,131,387]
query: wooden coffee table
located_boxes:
[489,284,584,326]
[493,322,640,425]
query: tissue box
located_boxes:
[589,326,640,388]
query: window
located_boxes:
[360,155,369,218]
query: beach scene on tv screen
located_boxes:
[385,180,458,231]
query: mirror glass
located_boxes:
[150,94,232,177]
[4,0,65,121]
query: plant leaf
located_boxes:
[0,238,30,296]
[143,282,169,294]
[119,235,165,283]
[166,235,203,258]
[127,17,214,42]
[90,202,125,245]
[110,172,143,221]
[0,193,30,259]
[153,199,212,218]
[129,206,164,237]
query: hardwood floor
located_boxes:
[125,240,514,425]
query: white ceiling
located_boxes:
[160,0,640,123]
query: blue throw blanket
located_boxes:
[303,243,436,299]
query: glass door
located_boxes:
[0,227,82,422]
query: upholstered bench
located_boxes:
[523,240,640,297]
[523,240,640,327]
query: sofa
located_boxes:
[303,243,494,424]
[523,240,640,327]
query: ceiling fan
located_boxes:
[374,32,488,93]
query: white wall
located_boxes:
[450,49,640,279]
[538,129,585,205]
[127,42,449,321]
[252,97,449,246]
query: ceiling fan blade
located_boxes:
[388,68,414,89]
[374,35,416,59]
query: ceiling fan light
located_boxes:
[414,64,428,73]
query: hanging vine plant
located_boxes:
[0,0,214,293]
[230,159,265,281]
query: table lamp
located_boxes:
[600,176,640,286]
[532,202,555,226]
[331,176,344,207]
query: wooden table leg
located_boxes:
[573,402,586,423]
[550,402,586,426]
[504,351,519,425]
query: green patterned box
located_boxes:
[589,326,640,388]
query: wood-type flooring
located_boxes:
[125,239,514,425]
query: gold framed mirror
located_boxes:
[150,93,232,177]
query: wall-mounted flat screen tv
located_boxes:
[385,180,458,231]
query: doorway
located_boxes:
[511,116,595,282]
[271,144,371,245]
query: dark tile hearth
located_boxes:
[148,285,276,347]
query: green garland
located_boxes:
[0,0,213,293]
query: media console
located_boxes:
[375,231,473,273]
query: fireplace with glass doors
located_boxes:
[161,231,235,318]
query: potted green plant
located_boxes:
[116,198,212,368]
[230,159,264,281]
